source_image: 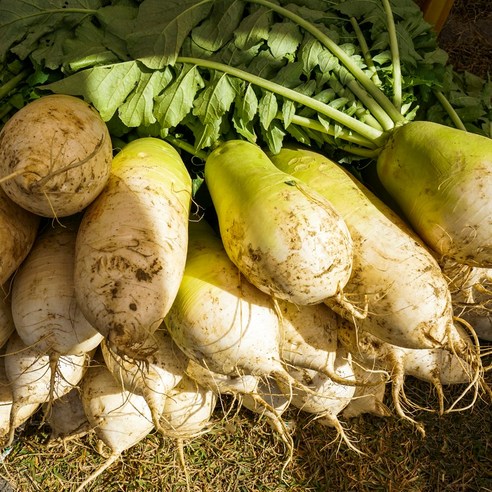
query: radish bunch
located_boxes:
[0,95,489,491]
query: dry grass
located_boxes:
[0,366,491,492]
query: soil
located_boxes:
[437,0,492,78]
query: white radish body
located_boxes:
[74,138,192,359]
[271,147,470,354]
[159,374,217,439]
[101,329,188,429]
[0,188,39,285]
[205,140,353,305]
[0,357,39,440]
[165,220,290,384]
[0,94,112,217]
[76,364,155,492]
[278,350,358,452]
[185,359,259,396]
[0,291,15,350]
[341,363,389,419]
[44,387,90,442]
[443,260,492,341]
[377,121,492,267]
[278,301,356,386]
[3,332,88,446]
[11,219,103,355]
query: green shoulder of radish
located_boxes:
[204,140,354,305]
[376,121,492,268]
[74,137,192,360]
[0,94,113,218]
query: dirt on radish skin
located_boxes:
[75,364,155,492]
[204,140,353,305]
[11,218,103,356]
[0,188,40,285]
[3,332,89,447]
[74,138,192,359]
[0,94,113,218]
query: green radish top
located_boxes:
[204,140,354,305]
[377,121,492,267]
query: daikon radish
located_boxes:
[0,94,112,217]
[270,146,473,357]
[0,188,39,285]
[165,219,307,395]
[377,121,492,267]
[278,300,365,386]
[75,364,154,492]
[101,328,188,430]
[277,349,358,452]
[11,218,103,356]
[74,137,192,359]
[341,363,390,419]
[3,332,88,447]
[204,140,353,305]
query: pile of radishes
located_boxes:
[0,95,490,491]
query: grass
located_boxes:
[0,363,491,492]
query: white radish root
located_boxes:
[74,137,192,360]
[75,364,155,492]
[3,332,88,447]
[101,328,188,431]
[0,188,40,285]
[0,94,113,218]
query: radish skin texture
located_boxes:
[76,364,155,492]
[3,332,88,446]
[442,261,492,341]
[377,121,492,267]
[341,363,390,419]
[270,147,468,353]
[74,137,192,359]
[11,219,103,355]
[0,291,15,350]
[159,374,217,439]
[165,220,288,380]
[0,357,39,440]
[0,94,113,217]
[101,329,188,429]
[0,188,39,285]
[204,140,353,305]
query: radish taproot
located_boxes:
[3,332,89,447]
[0,94,113,218]
[270,146,473,356]
[204,140,353,305]
[11,218,103,356]
[74,137,192,359]
[337,320,481,433]
[101,328,188,431]
[442,260,492,342]
[0,188,39,285]
[75,364,155,492]
[277,349,358,452]
[376,122,492,268]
